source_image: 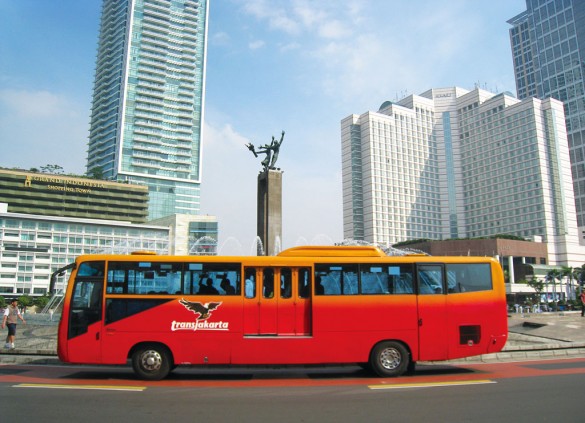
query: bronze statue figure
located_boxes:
[246,131,285,172]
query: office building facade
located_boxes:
[508,0,585,238]
[341,87,585,265]
[0,168,149,223]
[87,0,209,220]
[0,203,169,297]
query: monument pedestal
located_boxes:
[257,169,282,255]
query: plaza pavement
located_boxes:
[1,311,585,366]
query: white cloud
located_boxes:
[317,20,350,39]
[0,89,71,118]
[0,89,88,174]
[211,31,231,46]
[279,42,301,52]
[242,0,300,35]
[249,39,265,50]
[292,1,327,29]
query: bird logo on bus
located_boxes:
[179,299,222,320]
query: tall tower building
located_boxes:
[341,87,585,265]
[87,0,209,220]
[508,0,585,238]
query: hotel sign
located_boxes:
[23,175,106,194]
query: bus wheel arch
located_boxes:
[130,342,173,380]
[369,340,411,377]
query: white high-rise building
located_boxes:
[87,0,209,220]
[341,87,585,265]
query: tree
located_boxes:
[17,295,34,311]
[34,295,50,311]
[39,164,64,174]
[545,269,562,309]
[527,278,544,309]
[87,166,104,180]
[0,296,6,309]
[576,264,585,288]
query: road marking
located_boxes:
[368,379,496,390]
[14,383,146,392]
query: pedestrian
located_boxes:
[2,299,26,349]
[49,308,54,321]
[580,290,585,317]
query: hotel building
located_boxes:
[341,87,585,266]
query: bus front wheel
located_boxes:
[132,344,172,380]
[370,341,409,377]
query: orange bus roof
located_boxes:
[278,246,387,258]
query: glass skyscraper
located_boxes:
[508,0,585,236]
[87,0,209,220]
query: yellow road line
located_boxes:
[14,383,146,392]
[368,379,496,390]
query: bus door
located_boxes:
[270,267,313,335]
[65,261,105,363]
[277,268,295,335]
[295,268,312,335]
[243,267,313,336]
[416,264,448,361]
[243,267,277,335]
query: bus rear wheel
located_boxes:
[370,341,409,377]
[132,344,171,380]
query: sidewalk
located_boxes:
[2,312,585,366]
[451,310,585,363]
[0,313,60,365]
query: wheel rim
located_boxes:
[140,349,162,372]
[379,347,401,370]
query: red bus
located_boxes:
[54,246,508,380]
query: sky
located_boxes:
[0,0,527,255]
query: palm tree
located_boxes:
[576,264,585,289]
[545,269,562,310]
[561,266,574,301]
[527,278,544,312]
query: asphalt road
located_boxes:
[1,358,584,422]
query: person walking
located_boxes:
[2,299,26,349]
[580,290,585,317]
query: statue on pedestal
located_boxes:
[246,131,285,172]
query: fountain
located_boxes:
[337,239,429,256]
[217,236,244,256]
[189,235,218,255]
[251,236,265,256]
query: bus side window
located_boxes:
[389,265,414,294]
[298,268,311,298]
[280,268,292,298]
[244,268,256,298]
[417,265,444,295]
[263,268,274,298]
[315,267,340,295]
[315,264,358,295]
[360,265,388,294]
[446,263,492,293]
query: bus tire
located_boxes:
[370,341,409,377]
[131,344,172,380]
